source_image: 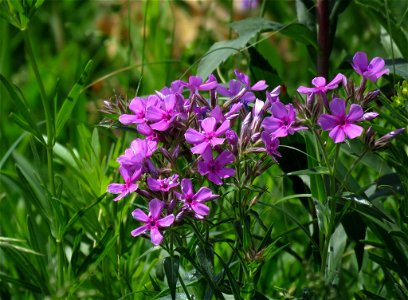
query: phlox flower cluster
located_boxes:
[107,70,306,245]
[106,51,403,246]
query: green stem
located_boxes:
[24,30,56,197]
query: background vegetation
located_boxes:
[0,0,408,299]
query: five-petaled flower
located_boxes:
[131,199,175,246]
[185,117,230,154]
[318,98,364,143]
[175,178,219,219]
[198,148,235,185]
[352,51,389,82]
[262,102,306,138]
[108,166,141,201]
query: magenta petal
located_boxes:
[198,161,210,175]
[149,199,164,219]
[147,178,161,191]
[210,137,225,147]
[271,126,288,138]
[131,208,149,222]
[251,80,268,91]
[329,126,346,143]
[200,147,214,162]
[216,151,235,165]
[312,76,326,87]
[215,167,235,179]
[131,224,149,237]
[201,117,217,133]
[215,120,230,136]
[207,173,223,185]
[146,105,164,122]
[185,128,205,144]
[352,52,368,74]
[194,187,218,202]
[344,124,363,139]
[150,227,164,246]
[157,214,175,227]
[347,104,364,122]
[297,86,316,94]
[191,142,210,155]
[164,94,176,111]
[262,117,282,133]
[119,114,141,125]
[329,98,346,117]
[150,120,170,131]
[181,178,193,195]
[192,202,210,216]
[108,183,125,194]
[271,102,287,119]
[326,73,344,89]
[318,114,338,130]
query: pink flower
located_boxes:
[147,174,179,192]
[131,199,175,246]
[262,102,307,138]
[184,117,230,154]
[261,132,281,162]
[198,148,235,185]
[108,166,141,201]
[175,178,218,219]
[146,94,180,131]
[352,52,389,82]
[318,98,364,143]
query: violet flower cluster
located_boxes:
[106,51,403,246]
[106,70,306,245]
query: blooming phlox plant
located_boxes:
[106,51,403,246]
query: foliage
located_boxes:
[0,0,408,299]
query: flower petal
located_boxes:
[318,114,338,130]
[181,178,193,196]
[329,126,346,143]
[352,52,368,75]
[131,208,149,222]
[191,141,210,155]
[329,98,346,117]
[215,120,230,136]
[194,187,218,202]
[108,183,124,194]
[131,224,149,237]
[215,151,235,165]
[311,76,326,88]
[192,202,210,216]
[271,102,287,119]
[185,128,205,144]
[344,124,363,139]
[157,214,175,227]
[149,199,164,220]
[201,117,217,133]
[347,104,364,122]
[150,227,164,246]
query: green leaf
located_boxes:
[286,166,329,176]
[0,273,41,294]
[0,74,44,143]
[386,59,408,79]
[164,256,180,300]
[197,17,317,78]
[55,60,93,138]
[326,224,347,284]
[75,225,115,276]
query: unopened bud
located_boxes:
[363,89,380,106]
[373,128,405,150]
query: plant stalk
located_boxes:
[317,0,330,79]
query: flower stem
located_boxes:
[317,0,330,79]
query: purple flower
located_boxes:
[131,199,175,246]
[235,70,268,91]
[297,74,344,96]
[217,79,255,103]
[262,102,307,138]
[297,74,344,108]
[119,95,160,125]
[184,117,230,154]
[108,166,141,201]
[147,174,179,192]
[146,94,180,131]
[175,178,218,219]
[261,132,281,162]
[183,75,218,95]
[318,98,364,143]
[352,51,389,82]
[266,85,281,104]
[198,148,235,185]
[117,138,157,166]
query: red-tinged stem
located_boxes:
[317,0,330,79]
